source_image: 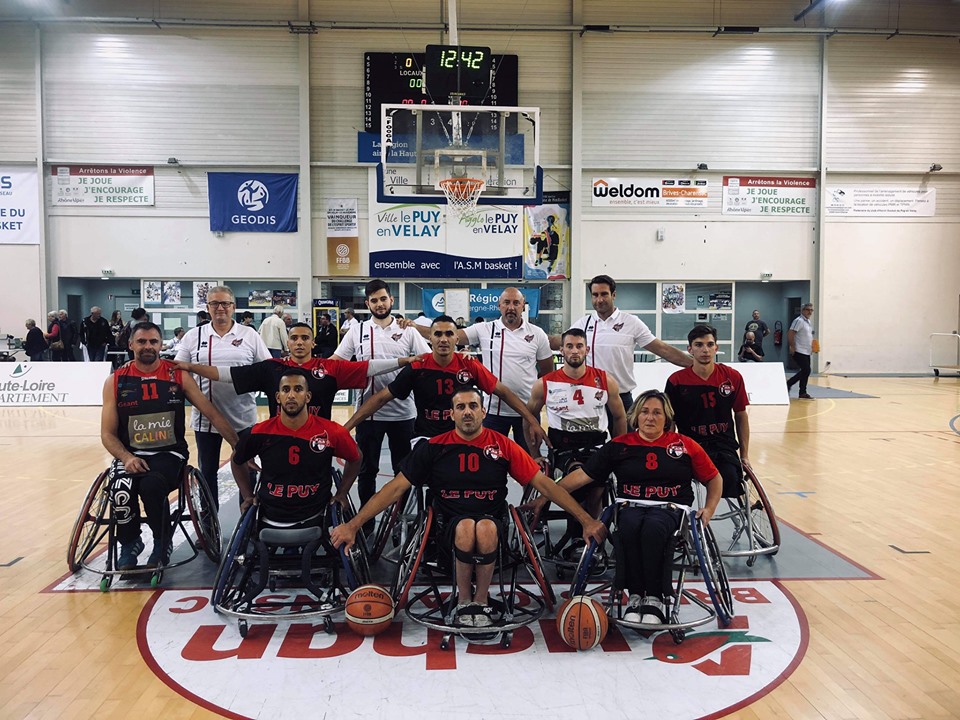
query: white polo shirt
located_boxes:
[790,314,814,354]
[463,318,553,417]
[334,318,430,421]
[571,308,656,393]
[176,322,271,433]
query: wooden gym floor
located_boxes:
[0,374,958,719]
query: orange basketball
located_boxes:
[345,584,395,636]
[556,595,608,650]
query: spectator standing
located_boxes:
[80,306,113,362]
[45,312,63,361]
[259,305,287,359]
[57,310,80,361]
[313,313,338,358]
[24,319,47,361]
[744,310,770,350]
[787,303,816,400]
[108,310,124,350]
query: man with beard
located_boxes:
[558,275,693,415]
[411,287,553,453]
[346,315,548,452]
[665,324,751,499]
[101,322,238,570]
[332,387,605,628]
[331,279,429,534]
[523,327,626,558]
[231,369,361,528]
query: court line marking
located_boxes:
[949,414,960,436]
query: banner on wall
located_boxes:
[208,172,299,232]
[368,171,522,278]
[722,176,816,215]
[524,191,570,280]
[326,198,360,276]
[50,165,155,206]
[421,287,541,319]
[0,167,40,245]
[824,186,936,216]
[592,177,709,208]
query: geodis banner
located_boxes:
[207,172,299,233]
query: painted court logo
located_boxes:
[140,581,806,719]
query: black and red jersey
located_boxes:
[401,427,539,517]
[582,431,717,507]
[231,357,369,420]
[114,359,188,457]
[234,414,360,524]
[388,353,499,438]
[665,364,749,454]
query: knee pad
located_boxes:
[454,546,499,566]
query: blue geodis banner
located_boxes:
[208,172,299,233]
[421,287,541,319]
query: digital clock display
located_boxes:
[364,51,517,132]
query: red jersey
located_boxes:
[231,357,369,420]
[400,427,539,517]
[388,353,499,438]
[583,431,717,507]
[665,364,749,454]
[235,414,360,524]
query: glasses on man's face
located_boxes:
[208,301,235,309]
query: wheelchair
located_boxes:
[367,485,423,564]
[390,503,555,649]
[66,464,221,591]
[711,463,781,566]
[519,447,614,580]
[210,471,370,638]
[569,499,734,645]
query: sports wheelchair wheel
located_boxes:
[211,505,257,614]
[391,506,432,608]
[330,502,370,591]
[689,515,734,627]
[715,465,781,565]
[184,467,222,562]
[369,488,420,564]
[569,503,617,599]
[509,505,555,611]
[744,466,780,556]
[67,470,112,572]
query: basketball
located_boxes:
[556,595,608,650]
[345,584,395,636]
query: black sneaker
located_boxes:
[117,539,145,571]
[146,540,173,568]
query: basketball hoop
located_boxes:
[439,177,485,221]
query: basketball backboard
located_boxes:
[377,103,541,207]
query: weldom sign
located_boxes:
[140,581,806,719]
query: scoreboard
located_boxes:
[364,52,518,132]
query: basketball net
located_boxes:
[439,177,485,222]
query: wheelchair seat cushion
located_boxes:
[259,526,323,546]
